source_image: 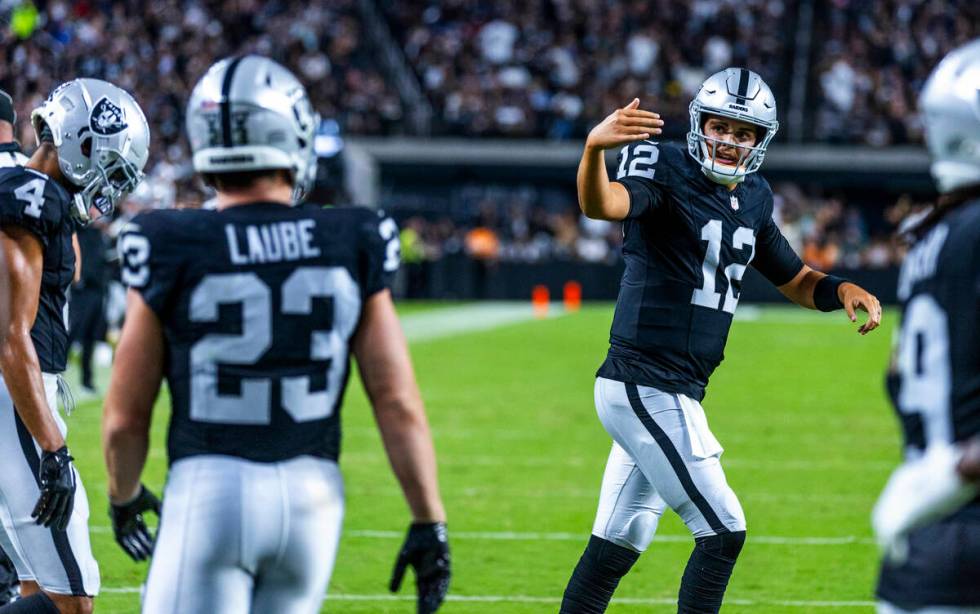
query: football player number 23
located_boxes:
[691,219,756,314]
[189,268,360,425]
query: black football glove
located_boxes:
[109,485,161,561]
[389,522,451,614]
[31,446,76,531]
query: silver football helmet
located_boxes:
[919,38,980,194]
[186,55,319,202]
[31,78,149,222]
[687,68,779,185]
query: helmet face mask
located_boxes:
[186,55,319,203]
[687,68,779,185]
[31,79,149,223]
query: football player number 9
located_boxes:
[896,294,952,446]
[188,267,361,425]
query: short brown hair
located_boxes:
[202,169,291,192]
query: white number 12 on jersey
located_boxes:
[691,219,756,314]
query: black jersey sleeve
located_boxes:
[118,211,182,316]
[0,170,68,247]
[753,214,804,286]
[613,141,666,219]
[359,209,400,298]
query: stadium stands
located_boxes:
[0,1,951,274]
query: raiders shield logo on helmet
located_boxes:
[90,97,128,136]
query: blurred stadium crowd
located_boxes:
[387,182,927,270]
[0,0,966,273]
[3,0,977,146]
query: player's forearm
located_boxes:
[577,146,626,220]
[0,329,64,451]
[103,371,152,502]
[102,421,148,503]
[777,267,823,309]
[102,301,161,503]
[374,397,446,523]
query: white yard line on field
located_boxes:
[97,588,875,607]
[399,301,566,342]
[88,525,873,545]
[65,302,565,392]
[343,530,875,545]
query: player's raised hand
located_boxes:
[109,484,161,561]
[839,282,882,335]
[585,98,664,150]
[390,522,451,613]
[32,446,76,531]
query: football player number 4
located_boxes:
[189,268,360,425]
[692,220,756,314]
[14,178,46,219]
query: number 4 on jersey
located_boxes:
[14,177,46,219]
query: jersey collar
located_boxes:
[0,141,22,154]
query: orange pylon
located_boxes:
[563,281,582,312]
[532,285,550,319]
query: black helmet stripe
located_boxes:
[735,68,749,105]
[220,56,245,148]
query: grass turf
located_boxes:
[61,302,897,612]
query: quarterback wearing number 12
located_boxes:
[560,68,882,613]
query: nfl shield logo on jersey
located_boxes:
[90,97,128,135]
[730,195,739,211]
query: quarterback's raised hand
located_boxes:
[32,446,76,531]
[390,522,451,613]
[839,282,882,335]
[585,98,664,150]
[110,484,161,561]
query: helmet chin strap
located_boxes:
[701,165,745,186]
[698,139,747,186]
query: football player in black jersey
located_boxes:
[103,56,449,614]
[560,68,882,614]
[0,80,148,614]
[0,87,21,609]
[871,39,980,614]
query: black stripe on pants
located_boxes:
[624,383,729,535]
[13,411,86,596]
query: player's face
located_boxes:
[702,116,758,167]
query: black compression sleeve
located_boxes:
[813,274,848,312]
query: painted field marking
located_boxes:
[98,587,875,607]
[88,525,874,545]
[400,301,566,343]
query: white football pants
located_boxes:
[591,377,745,552]
[143,454,344,614]
[0,373,100,596]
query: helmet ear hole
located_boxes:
[80,137,92,158]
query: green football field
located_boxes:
[60,302,899,613]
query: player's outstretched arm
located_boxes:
[578,98,663,221]
[777,265,882,335]
[353,289,450,612]
[103,290,164,508]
